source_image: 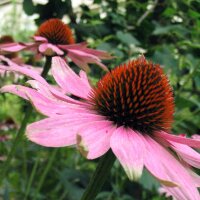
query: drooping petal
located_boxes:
[0,85,28,100]
[170,141,200,168]
[77,120,115,159]
[110,126,145,181]
[154,131,200,148]
[27,112,105,147]
[52,56,92,99]
[81,48,114,60]
[0,42,27,52]
[0,61,79,104]
[59,42,113,59]
[67,49,109,71]
[24,88,88,116]
[0,83,85,116]
[144,135,200,200]
[0,61,47,86]
[26,79,80,104]
[38,43,64,56]
[59,42,88,50]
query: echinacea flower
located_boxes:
[1,56,200,199]
[0,18,112,72]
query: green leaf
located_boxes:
[116,31,140,46]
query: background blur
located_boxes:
[0,0,200,199]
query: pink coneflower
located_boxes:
[0,18,112,72]
[1,56,200,199]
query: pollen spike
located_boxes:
[36,18,75,45]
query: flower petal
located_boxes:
[0,43,27,52]
[38,43,64,56]
[77,120,115,159]
[170,141,200,168]
[67,49,109,71]
[155,131,200,148]
[1,85,29,100]
[52,56,92,99]
[0,60,79,104]
[33,36,48,42]
[110,127,145,181]
[144,135,200,200]
[27,112,105,147]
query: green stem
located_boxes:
[0,56,52,181]
[81,150,116,200]
[33,149,58,200]
[24,158,40,200]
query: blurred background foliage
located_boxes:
[0,0,200,199]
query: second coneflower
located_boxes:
[1,56,200,200]
[0,18,112,72]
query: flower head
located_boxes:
[35,18,75,45]
[90,57,174,133]
[1,56,200,199]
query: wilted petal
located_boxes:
[77,120,115,159]
[110,127,145,181]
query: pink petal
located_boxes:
[81,48,113,59]
[38,43,64,56]
[0,43,27,52]
[170,141,200,168]
[0,62,47,86]
[67,52,90,72]
[0,63,82,105]
[67,49,109,71]
[52,56,92,99]
[59,42,113,59]
[1,83,85,116]
[155,131,200,148]
[0,85,28,100]
[59,42,88,50]
[77,120,115,159]
[27,112,105,147]
[24,88,87,116]
[33,36,48,42]
[110,127,145,181]
[144,136,200,200]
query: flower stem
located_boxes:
[24,157,40,200]
[0,56,52,181]
[81,150,116,200]
[33,149,58,200]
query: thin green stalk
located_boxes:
[81,150,116,200]
[33,149,58,200]
[0,56,52,181]
[24,158,40,200]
